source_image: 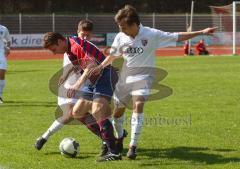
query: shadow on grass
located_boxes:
[44,151,92,159]
[134,147,240,166]
[2,100,56,107]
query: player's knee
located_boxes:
[113,107,125,118]
[71,109,80,119]
[61,115,73,124]
[92,99,108,114]
[133,101,145,112]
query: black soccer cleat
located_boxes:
[96,152,122,162]
[0,97,3,104]
[127,146,137,160]
[116,129,128,154]
[34,137,47,150]
[99,142,108,157]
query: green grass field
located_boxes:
[0,56,239,169]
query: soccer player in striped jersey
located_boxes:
[43,32,121,162]
[35,20,109,157]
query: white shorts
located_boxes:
[0,57,7,70]
[57,78,85,106]
[57,72,93,106]
[113,74,154,108]
[57,71,81,106]
[57,96,78,106]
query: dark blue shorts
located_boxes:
[93,66,118,102]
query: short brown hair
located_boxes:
[43,32,65,48]
[114,5,140,26]
[78,19,93,32]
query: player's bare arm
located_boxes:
[67,63,95,98]
[90,55,118,76]
[177,27,217,42]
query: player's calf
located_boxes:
[115,129,128,154]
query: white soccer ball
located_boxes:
[59,138,80,158]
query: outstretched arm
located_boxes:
[90,55,119,76]
[177,27,217,42]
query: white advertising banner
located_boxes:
[10,34,44,48]
[106,33,117,46]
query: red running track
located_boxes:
[7,46,240,60]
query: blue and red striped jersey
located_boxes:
[66,36,105,69]
[66,36,106,85]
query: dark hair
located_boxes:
[43,32,65,48]
[78,19,94,32]
[114,5,140,26]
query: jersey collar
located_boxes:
[134,24,143,39]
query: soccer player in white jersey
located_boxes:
[92,5,217,159]
[35,20,109,156]
[0,24,11,104]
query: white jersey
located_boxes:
[0,25,10,58]
[62,53,81,85]
[112,24,178,101]
[58,53,81,105]
[110,24,178,67]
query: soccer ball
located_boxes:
[59,138,80,158]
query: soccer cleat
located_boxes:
[0,97,3,104]
[99,142,109,157]
[116,129,128,154]
[34,137,47,150]
[96,152,122,162]
[127,146,137,160]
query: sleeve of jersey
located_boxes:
[154,29,179,48]
[63,53,72,67]
[109,33,122,58]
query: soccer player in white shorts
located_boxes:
[93,5,217,159]
[0,24,11,104]
[35,20,109,156]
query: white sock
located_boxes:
[0,80,6,98]
[130,112,144,147]
[42,120,64,140]
[112,114,125,139]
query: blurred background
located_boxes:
[0,0,239,56]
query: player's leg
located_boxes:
[0,57,7,103]
[71,97,102,139]
[92,67,122,162]
[92,97,122,161]
[0,70,6,103]
[111,78,132,154]
[112,97,129,154]
[71,97,109,156]
[35,103,74,150]
[113,106,125,138]
[127,95,145,159]
[127,76,153,159]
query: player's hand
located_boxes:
[4,47,10,56]
[202,27,217,35]
[67,85,78,98]
[89,65,103,77]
